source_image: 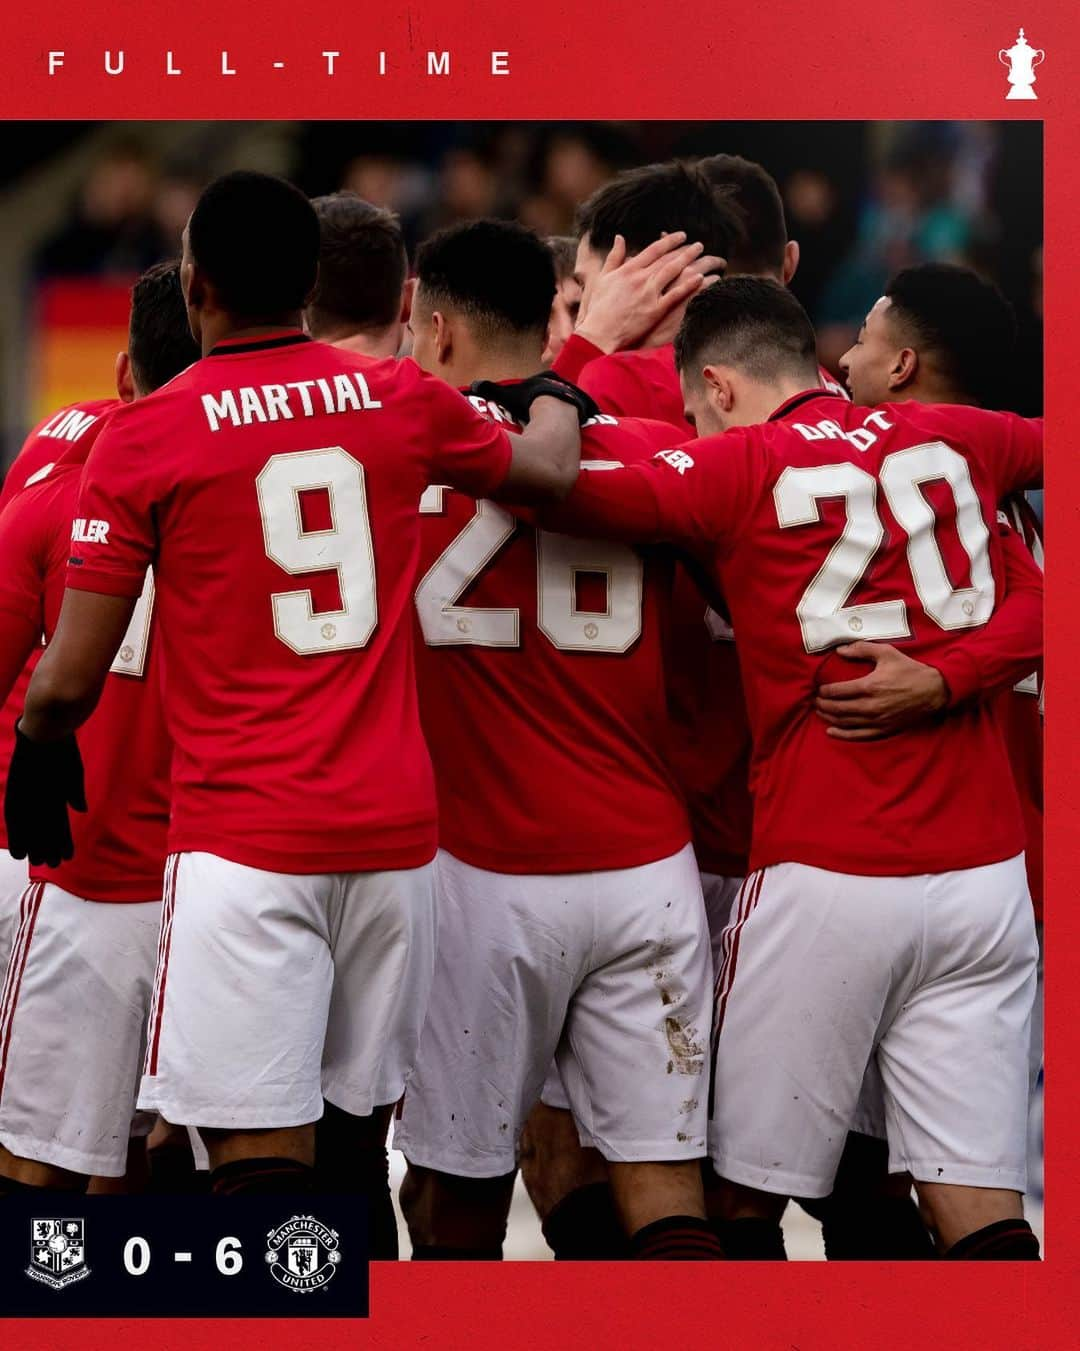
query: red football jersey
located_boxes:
[998,494,1044,921]
[0,447,168,901]
[547,390,1043,877]
[67,332,513,875]
[414,393,690,874]
[664,570,753,877]
[0,398,120,851]
[552,340,845,877]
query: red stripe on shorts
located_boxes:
[145,856,178,1077]
[714,869,765,1038]
[0,882,45,1102]
[0,884,33,1035]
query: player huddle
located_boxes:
[0,152,1043,1263]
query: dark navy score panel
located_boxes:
[0,1195,369,1317]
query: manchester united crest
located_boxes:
[264,1215,342,1293]
[27,1218,90,1289]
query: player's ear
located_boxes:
[890,346,918,392]
[782,239,800,285]
[432,310,452,366]
[185,262,209,314]
[115,351,135,403]
[702,363,734,411]
[400,277,416,325]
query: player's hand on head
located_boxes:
[3,722,87,867]
[814,641,949,741]
[470,373,601,428]
[575,232,725,356]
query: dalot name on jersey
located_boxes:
[201,373,383,432]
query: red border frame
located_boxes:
[1,0,1073,1344]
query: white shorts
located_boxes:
[851,914,1046,1144]
[138,852,436,1129]
[0,882,160,1176]
[700,872,744,976]
[710,856,1037,1198]
[395,844,712,1177]
[539,868,742,1121]
[0,848,28,979]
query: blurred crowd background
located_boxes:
[0,120,1043,474]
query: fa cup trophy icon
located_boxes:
[998,28,1044,100]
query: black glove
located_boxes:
[470,373,602,428]
[4,722,87,868]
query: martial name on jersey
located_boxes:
[201,371,384,431]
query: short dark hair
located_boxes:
[884,263,1017,407]
[575,160,743,263]
[307,192,408,337]
[415,219,555,342]
[546,236,578,283]
[187,171,319,319]
[129,260,200,394]
[698,155,787,276]
[675,276,818,385]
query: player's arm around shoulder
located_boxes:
[501,394,583,503]
[815,514,1043,738]
[527,424,741,547]
[411,363,581,505]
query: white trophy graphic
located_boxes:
[998,28,1044,100]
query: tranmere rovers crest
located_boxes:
[27,1218,90,1289]
[264,1215,342,1292]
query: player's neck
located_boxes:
[199,313,305,355]
[327,328,402,360]
[452,349,545,388]
[752,376,820,424]
[890,382,978,407]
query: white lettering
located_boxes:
[48,51,64,75]
[352,373,382,409]
[166,51,182,75]
[221,50,236,76]
[846,427,876,452]
[62,411,97,442]
[322,50,339,75]
[315,378,336,414]
[793,422,825,441]
[286,380,316,416]
[333,374,362,412]
[378,51,387,75]
[491,51,510,75]
[864,410,893,432]
[71,518,111,544]
[656,448,695,475]
[262,384,293,421]
[104,50,124,75]
[239,386,268,425]
[427,50,450,76]
[202,390,240,432]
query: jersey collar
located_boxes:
[207,329,311,357]
[767,388,846,422]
